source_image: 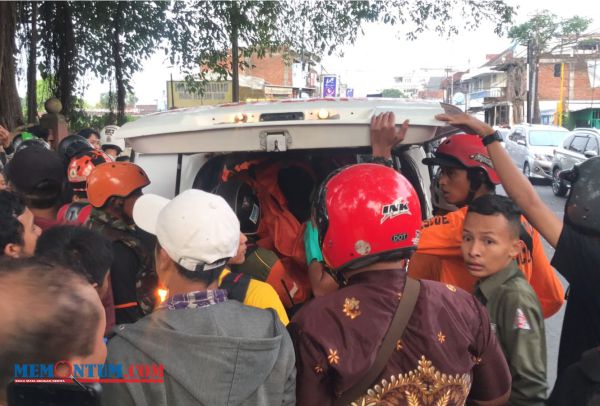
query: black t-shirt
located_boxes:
[111,241,144,325]
[548,347,600,406]
[551,224,600,374]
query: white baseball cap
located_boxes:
[133,189,241,272]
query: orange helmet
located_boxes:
[87,162,150,208]
[67,150,112,192]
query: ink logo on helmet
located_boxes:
[381,197,412,224]
[470,153,494,168]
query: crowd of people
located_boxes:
[0,111,599,406]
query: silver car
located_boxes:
[551,128,600,196]
[505,124,570,180]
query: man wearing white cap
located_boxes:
[102,189,296,406]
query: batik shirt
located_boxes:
[289,269,511,406]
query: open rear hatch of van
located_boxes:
[117,98,459,154]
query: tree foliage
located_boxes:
[508,11,591,50]
[382,88,407,98]
[166,0,516,101]
[2,0,516,127]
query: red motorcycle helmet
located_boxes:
[423,134,500,185]
[67,150,112,193]
[315,164,422,273]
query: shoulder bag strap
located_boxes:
[333,277,421,406]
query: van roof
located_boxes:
[117,98,457,154]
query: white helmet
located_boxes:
[100,125,126,156]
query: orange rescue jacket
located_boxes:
[409,206,564,318]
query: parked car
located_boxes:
[495,128,510,148]
[505,124,570,180]
[551,128,600,196]
[116,98,459,219]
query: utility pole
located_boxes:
[527,39,533,124]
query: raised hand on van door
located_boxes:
[370,112,409,159]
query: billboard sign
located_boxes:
[322,75,337,97]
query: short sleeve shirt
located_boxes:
[551,224,600,373]
[288,270,511,405]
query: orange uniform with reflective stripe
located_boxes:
[409,206,564,318]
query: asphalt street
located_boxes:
[498,179,567,391]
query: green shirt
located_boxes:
[475,261,547,406]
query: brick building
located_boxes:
[241,51,319,99]
[459,35,600,128]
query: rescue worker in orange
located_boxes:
[370,112,564,318]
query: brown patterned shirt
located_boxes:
[288,269,511,405]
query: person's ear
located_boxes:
[4,243,22,258]
[509,239,522,259]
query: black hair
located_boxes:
[20,179,64,209]
[35,225,114,287]
[0,191,27,255]
[175,262,224,284]
[0,258,100,401]
[78,128,100,140]
[27,125,50,141]
[466,168,496,194]
[155,241,225,284]
[467,194,521,238]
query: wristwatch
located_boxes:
[482,131,503,146]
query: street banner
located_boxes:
[322,75,337,97]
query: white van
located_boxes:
[116,98,458,219]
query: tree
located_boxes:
[167,1,284,102]
[0,2,24,129]
[98,91,137,109]
[382,88,407,98]
[509,11,591,123]
[82,1,167,125]
[167,0,515,102]
[17,2,40,124]
[37,1,79,120]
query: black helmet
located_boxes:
[57,135,93,164]
[561,156,600,235]
[13,135,50,153]
[213,178,260,235]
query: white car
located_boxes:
[116,98,459,219]
[505,124,569,180]
[551,128,600,196]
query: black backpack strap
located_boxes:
[220,271,251,303]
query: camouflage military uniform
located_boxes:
[88,208,158,321]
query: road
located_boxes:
[498,179,567,391]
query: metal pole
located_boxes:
[170,73,175,109]
[527,39,533,124]
[558,63,565,127]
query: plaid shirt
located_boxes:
[158,289,228,310]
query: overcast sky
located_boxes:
[24,0,596,105]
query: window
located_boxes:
[562,135,574,148]
[569,136,589,153]
[586,136,599,154]
[528,130,568,147]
